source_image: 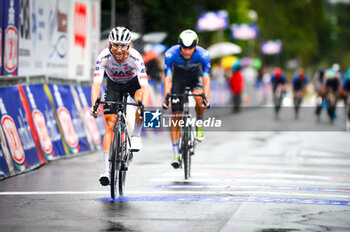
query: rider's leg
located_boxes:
[131,88,144,151]
[171,111,182,168]
[132,88,143,137]
[193,89,206,141]
[316,88,325,115]
[100,114,117,185]
[193,89,206,118]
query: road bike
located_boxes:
[293,91,303,119]
[93,95,144,199]
[274,86,285,118]
[164,87,208,179]
[325,90,337,123]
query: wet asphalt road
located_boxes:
[1,108,350,232]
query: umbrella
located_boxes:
[142,32,168,43]
[207,42,241,59]
[220,56,237,70]
[142,43,168,63]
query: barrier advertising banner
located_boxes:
[18,0,69,77]
[0,87,44,177]
[47,84,90,153]
[0,0,3,75]
[75,85,104,149]
[22,84,67,160]
[67,0,100,81]
[3,0,19,76]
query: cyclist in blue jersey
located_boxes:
[343,68,350,98]
[271,68,287,112]
[342,68,350,119]
[163,29,211,169]
[271,67,287,94]
[292,68,309,118]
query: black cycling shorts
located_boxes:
[170,69,202,112]
[325,79,339,93]
[103,77,141,115]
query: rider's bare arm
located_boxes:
[162,76,172,109]
[202,75,210,102]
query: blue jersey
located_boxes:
[343,77,350,91]
[164,45,211,78]
[271,74,287,85]
[292,74,309,91]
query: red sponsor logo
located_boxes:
[94,73,100,77]
[1,115,25,165]
[83,108,101,145]
[57,107,79,148]
[74,2,87,49]
[33,110,53,155]
[4,26,18,73]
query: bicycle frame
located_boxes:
[165,87,207,179]
[93,95,143,199]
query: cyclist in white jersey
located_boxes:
[90,26,148,186]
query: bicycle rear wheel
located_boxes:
[110,129,121,200]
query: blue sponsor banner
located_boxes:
[76,86,105,146]
[0,0,4,75]
[3,0,19,76]
[230,24,259,40]
[0,86,41,176]
[261,40,282,55]
[196,10,229,31]
[47,84,90,153]
[22,84,66,160]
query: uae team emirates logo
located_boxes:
[1,115,26,170]
[4,26,18,73]
[33,110,54,159]
[57,107,79,151]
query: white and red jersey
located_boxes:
[93,48,148,86]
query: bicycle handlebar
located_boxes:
[163,92,210,109]
[92,97,144,118]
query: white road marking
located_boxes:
[0,190,349,199]
[190,164,350,173]
[160,172,350,182]
[149,177,350,187]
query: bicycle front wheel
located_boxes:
[182,126,191,179]
[110,130,121,200]
[118,169,126,196]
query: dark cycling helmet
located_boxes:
[109,26,132,44]
[274,67,282,78]
[178,29,198,48]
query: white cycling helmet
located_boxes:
[109,26,132,44]
[179,29,198,48]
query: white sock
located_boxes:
[104,152,109,172]
[132,123,142,137]
[172,141,179,158]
